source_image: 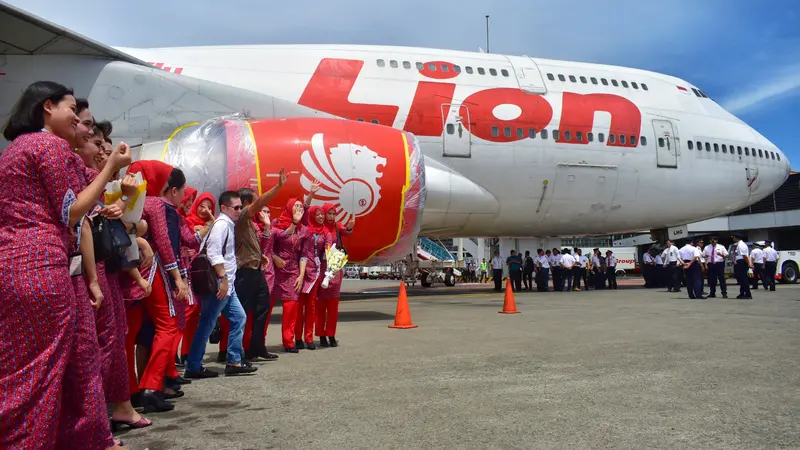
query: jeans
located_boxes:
[187,288,246,371]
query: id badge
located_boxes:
[69,253,84,277]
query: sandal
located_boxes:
[110,417,153,432]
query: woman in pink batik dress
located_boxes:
[75,117,154,433]
[316,202,355,348]
[0,81,132,449]
[272,198,308,353]
[295,205,331,350]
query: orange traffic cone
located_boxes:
[499,277,521,314]
[389,282,418,329]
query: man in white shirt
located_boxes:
[703,236,729,298]
[762,240,779,291]
[572,249,588,291]
[536,248,550,292]
[663,240,682,292]
[654,252,664,288]
[731,233,753,299]
[186,190,257,378]
[605,250,618,289]
[642,249,656,288]
[491,250,504,292]
[549,248,562,291]
[679,240,704,299]
[749,244,765,291]
[560,249,575,292]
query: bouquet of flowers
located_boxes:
[104,173,147,265]
[322,243,348,288]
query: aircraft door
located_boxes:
[653,119,678,168]
[504,55,547,94]
[441,103,472,158]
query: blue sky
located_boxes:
[10,0,800,166]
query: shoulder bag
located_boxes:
[190,220,229,296]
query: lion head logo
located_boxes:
[300,133,387,223]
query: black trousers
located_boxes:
[536,268,550,291]
[734,259,751,298]
[668,262,680,291]
[510,270,522,291]
[764,261,777,290]
[493,269,503,290]
[751,263,763,289]
[707,262,727,296]
[551,267,561,291]
[234,267,271,354]
[606,267,617,289]
[523,271,533,290]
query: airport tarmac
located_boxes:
[122,285,800,450]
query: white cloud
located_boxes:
[721,66,800,114]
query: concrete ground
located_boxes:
[121,285,800,450]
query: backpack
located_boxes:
[190,220,229,296]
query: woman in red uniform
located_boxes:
[180,192,216,362]
[316,203,354,347]
[125,160,191,413]
[162,180,203,379]
[296,205,331,350]
[0,81,131,449]
[272,198,307,353]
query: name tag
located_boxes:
[69,253,83,277]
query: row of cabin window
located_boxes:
[376,59,510,77]
[686,140,781,161]
[546,73,649,91]
[481,126,647,145]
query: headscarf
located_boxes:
[322,202,337,234]
[180,186,197,217]
[273,198,301,230]
[185,192,216,228]
[306,205,326,235]
[128,160,173,197]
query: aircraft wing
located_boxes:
[0,1,146,65]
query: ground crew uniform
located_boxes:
[679,244,702,299]
[750,247,764,290]
[703,241,728,298]
[763,244,778,291]
[733,238,752,299]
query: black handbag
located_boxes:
[104,220,133,273]
[91,215,115,262]
[190,221,228,296]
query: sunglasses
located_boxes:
[224,204,243,211]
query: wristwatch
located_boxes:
[121,194,130,203]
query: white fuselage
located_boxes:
[113,44,789,237]
[40,44,800,236]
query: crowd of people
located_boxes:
[483,247,620,292]
[641,235,778,300]
[0,81,354,449]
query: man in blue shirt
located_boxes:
[506,250,523,291]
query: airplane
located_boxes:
[0,1,791,267]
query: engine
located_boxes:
[149,116,426,265]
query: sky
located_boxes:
[8,0,800,165]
